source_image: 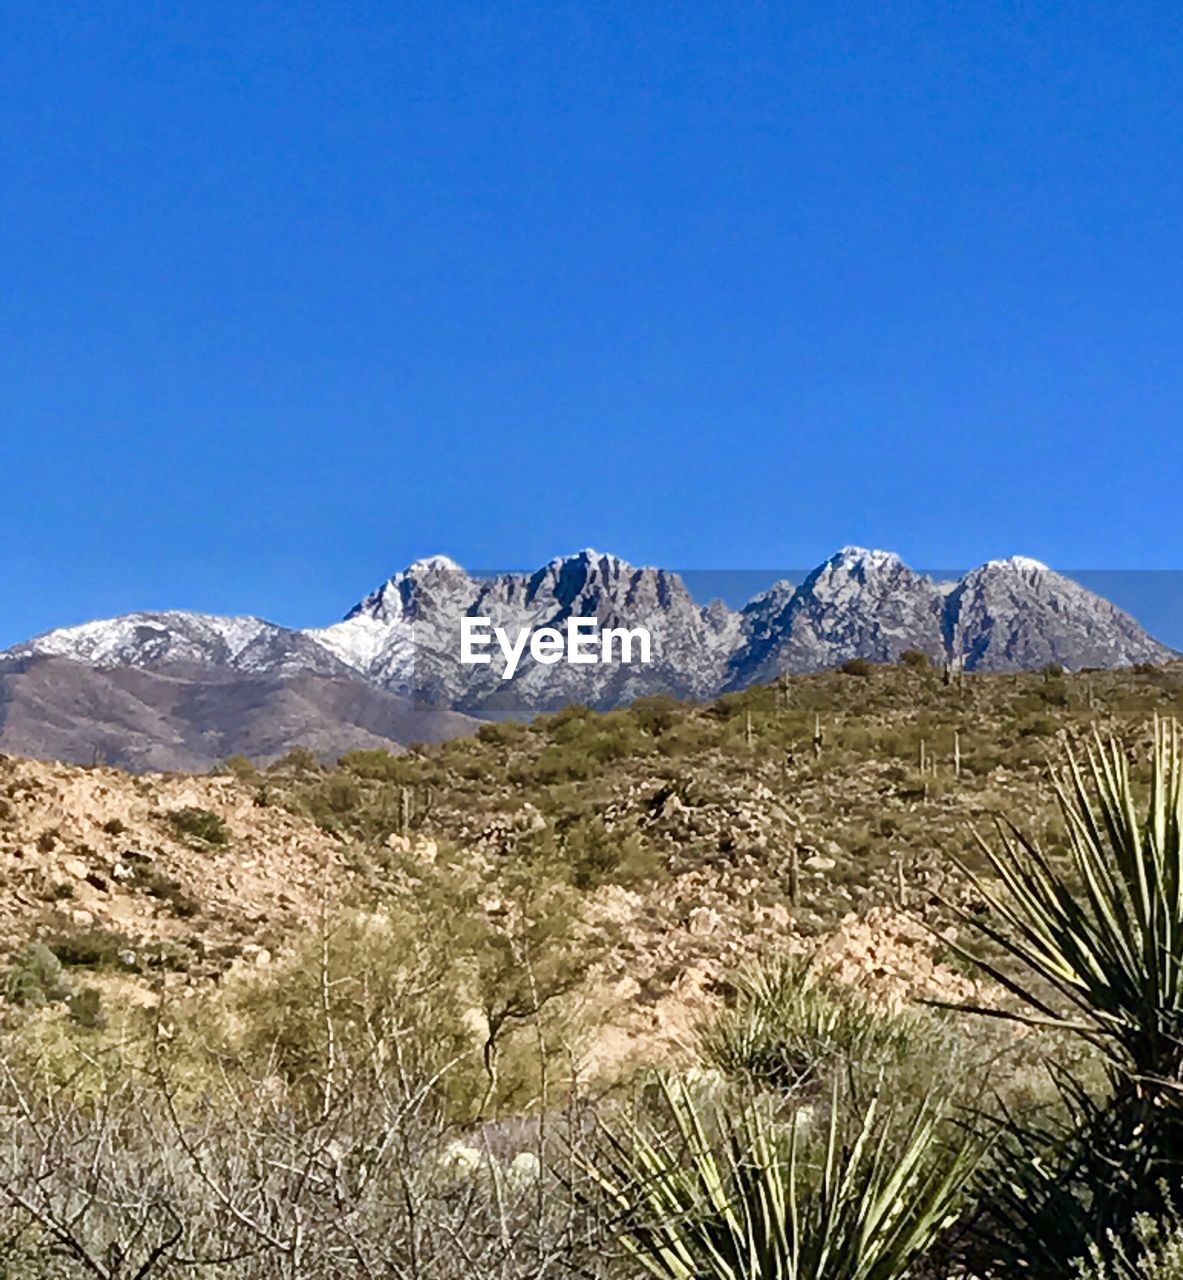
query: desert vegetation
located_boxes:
[2,662,1183,1275]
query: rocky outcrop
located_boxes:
[943,556,1170,671]
[726,548,948,688]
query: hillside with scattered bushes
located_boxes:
[2,656,1183,1276]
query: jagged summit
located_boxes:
[982,554,1051,574]
[544,547,638,576]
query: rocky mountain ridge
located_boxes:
[9,548,1175,685]
[2,547,1174,764]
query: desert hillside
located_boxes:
[4,658,1179,1054]
[2,658,1181,1277]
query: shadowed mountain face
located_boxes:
[2,547,1174,767]
[0,656,478,772]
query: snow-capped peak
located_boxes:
[2,545,1173,731]
[406,554,464,574]
[561,547,629,567]
[829,546,906,572]
[15,612,269,664]
[982,555,1051,574]
[5,610,352,678]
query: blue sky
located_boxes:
[3,2,1183,648]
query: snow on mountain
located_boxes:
[726,547,946,687]
[7,612,352,678]
[2,550,1174,727]
[461,549,739,714]
[307,555,477,696]
[983,555,1051,574]
[306,549,739,713]
[945,559,1174,671]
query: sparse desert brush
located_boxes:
[224,858,597,1120]
[697,952,989,1117]
[3,943,68,1007]
[475,718,531,747]
[266,744,323,774]
[0,993,610,1279]
[134,864,200,916]
[230,902,480,1104]
[218,752,259,780]
[1077,1204,1183,1280]
[48,925,135,970]
[167,805,230,845]
[336,746,415,780]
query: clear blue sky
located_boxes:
[3,2,1183,648]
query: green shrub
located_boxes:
[135,866,200,917]
[337,749,418,782]
[954,721,1183,1274]
[533,745,594,784]
[4,943,68,1006]
[561,817,664,890]
[631,695,682,736]
[167,806,230,845]
[591,1075,984,1280]
[67,986,105,1030]
[839,657,875,677]
[1077,1211,1183,1279]
[220,753,259,780]
[475,720,529,747]
[267,745,322,774]
[233,903,483,1114]
[49,927,134,969]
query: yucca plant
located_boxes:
[589,1075,983,1280]
[700,955,916,1099]
[950,718,1183,1090]
[947,719,1183,1275]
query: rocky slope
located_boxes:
[944,556,1170,671]
[2,662,1178,1076]
[0,753,348,977]
[0,656,478,772]
[0,691,995,1072]
[727,548,949,687]
[2,547,1173,766]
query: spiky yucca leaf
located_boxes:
[951,718,1183,1086]
[589,1076,982,1280]
[699,955,914,1096]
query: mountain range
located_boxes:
[1,547,1173,769]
